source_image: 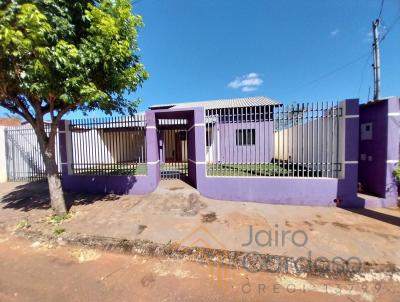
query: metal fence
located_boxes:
[69,115,147,175]
[5,125,61,181]
[158,118,188,179]
[205,102,342,178]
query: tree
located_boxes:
[0,0,148,213]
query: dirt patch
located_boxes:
[228,212,269,228]
[70,248,101,263]
[313,220,327,226]
[153,193,207,216]
[153,261,194,279]
[278,275,374,302]
[201,212,217,223]
[303,221,313,227]
[169,187,185,191]
[303,221,314,231]
[373,232,399,240]
[331,222,351,230]
[181,194,207,216]
[355,226,370,233]
[137,225,147,235]
[141,273,156,288]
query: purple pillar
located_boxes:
[188,108,206,188]
[145,110,161,187]
[359,97,399,207]
[336,99,361,208]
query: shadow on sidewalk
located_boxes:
[0,181,119,212]
[345,208,400,227]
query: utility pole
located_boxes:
[372,19,381,101]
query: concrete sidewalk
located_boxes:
[1,180,399,269]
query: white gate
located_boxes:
[5,125,61,181]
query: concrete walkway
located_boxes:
[0,180,399,268]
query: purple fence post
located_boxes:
[337,98,361,208]
[189,108,206,188]
[145,110,161,186]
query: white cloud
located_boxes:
[363,32,373,43]
[227,73,263,92]
[242,86,258,92]
[330,29,339,37]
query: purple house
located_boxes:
[150,96,280,178]
[56,96,399,208]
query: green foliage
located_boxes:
[394,166,400,182]
[46,213,72,225]
[15,219,31,230]
[0,0,148,117]
[53,227,66,235]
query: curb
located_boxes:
[16,229,400,281]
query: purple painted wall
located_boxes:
[358,97,399,207]
[60,111,160,195]
[153,108,197,186]
[194,100,361,208]
[156,115,274,164]
[59,99,364,208]
[386,98,400,204]
[340,99,360,207]
[216,120,274,164]
[61,171,159,195]
[358,101,387,196]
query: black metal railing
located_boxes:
[205,101,342,178]
[69,115,147,176]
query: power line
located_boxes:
[264,1,394,98]
[358,5,400,101]
[286,51,371,95]
[130,0,395,99]
[380,13,400,42]
[357,51,373,98]
[378,0,385,19]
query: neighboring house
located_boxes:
[0,118,21,127]
[2,122,61,181]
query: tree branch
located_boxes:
[0,102,28,121]
[5,97,36,126]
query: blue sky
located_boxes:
[125,0,399,114]
[1,0,399,119]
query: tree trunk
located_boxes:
[37,128,67,214]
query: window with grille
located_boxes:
[236,129,256,146]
